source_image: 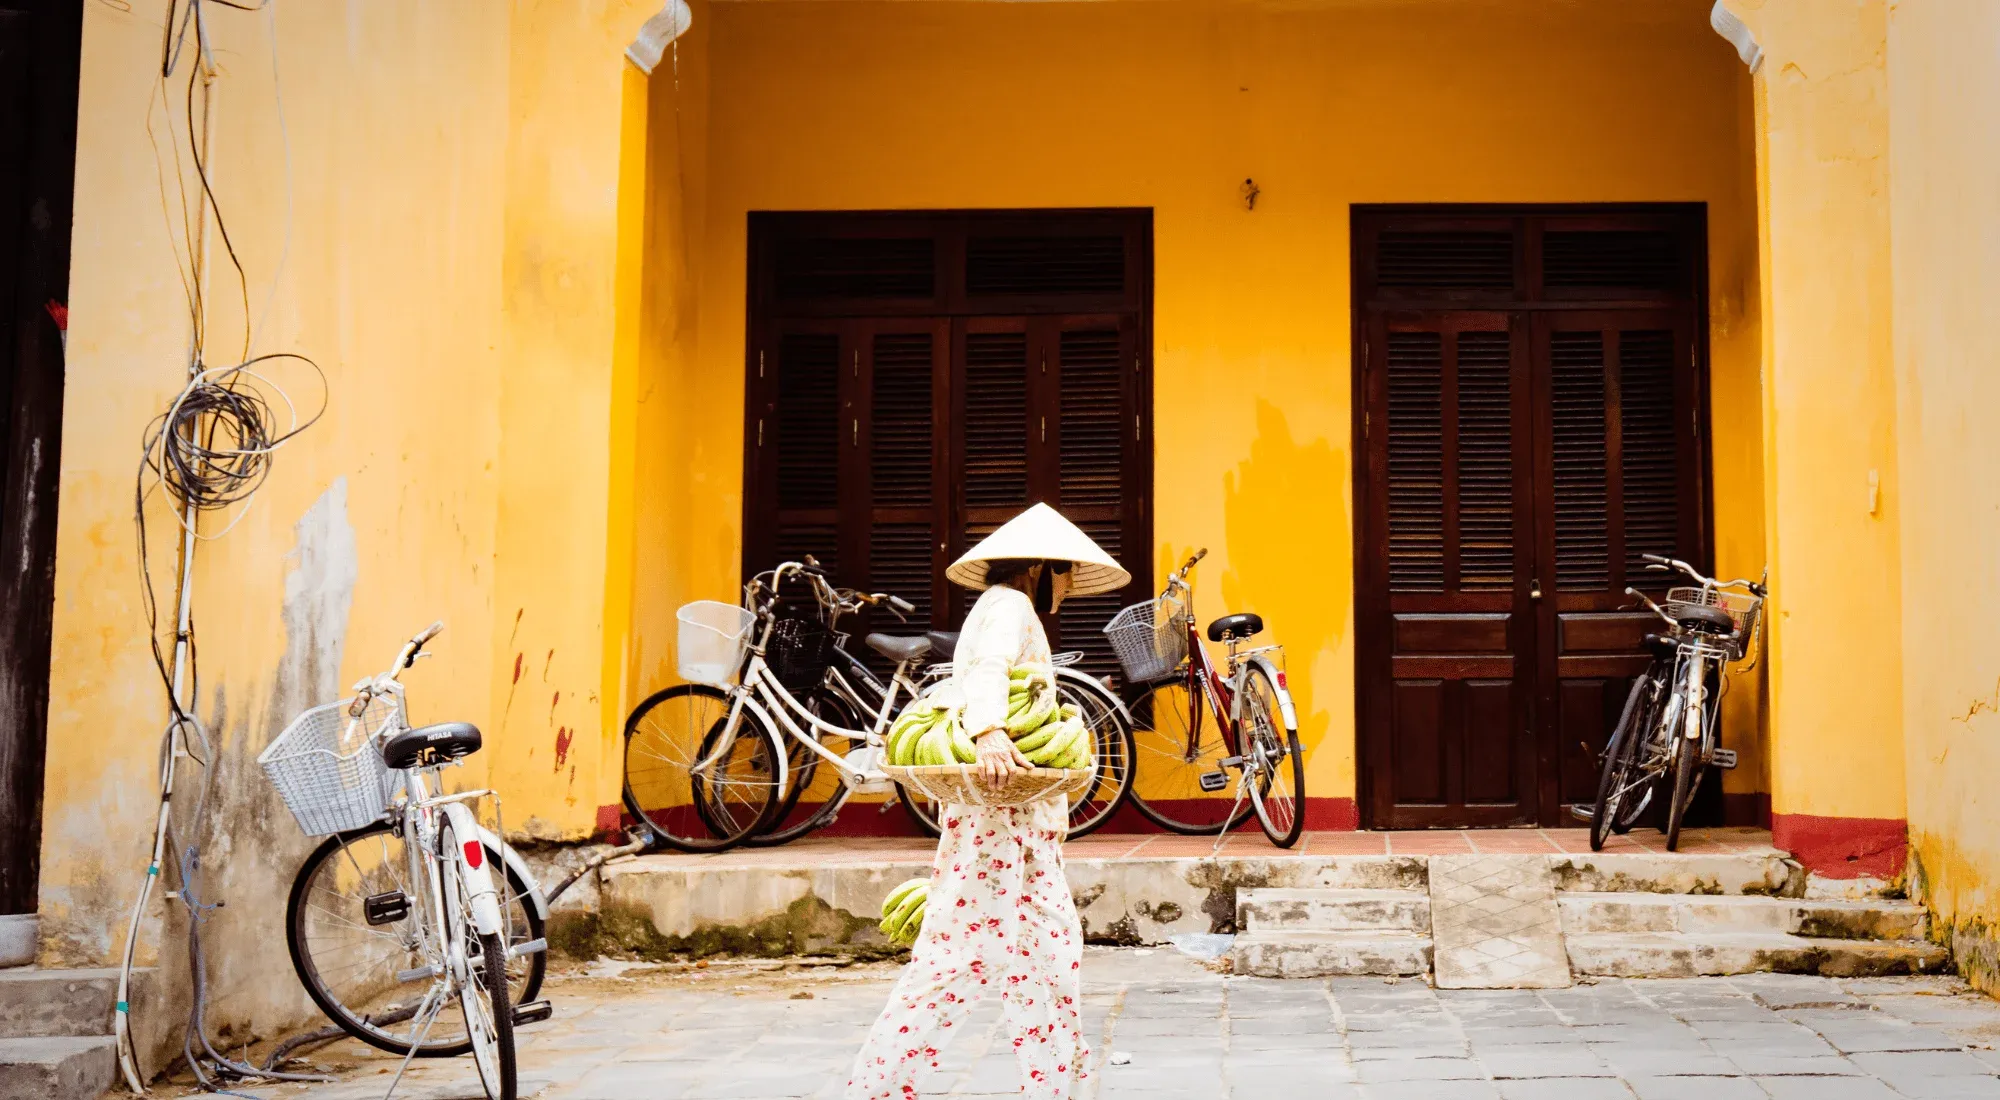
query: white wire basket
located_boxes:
[258,695,403,837]
[1103,595,1190,684]
[678,600,755,686]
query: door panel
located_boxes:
[1363,311,1537,828]
[1532,311,1699,815]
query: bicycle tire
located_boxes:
[1059,676,1136,839]
[1664,710,1703,852]
[1591,676,1652,851]
[743,689,862,846]
[1241,666,1304,848]
[465,931,517,1100]
[623,684,783,853]
[894,775,944,837]
[285,822,545,1058]
[1125,680,1254,835]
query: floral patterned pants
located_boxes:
[845,798,1091,1099]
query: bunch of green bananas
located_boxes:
[882,668,1093,770]
[878,877,929,947]
[1003,669,1093,770]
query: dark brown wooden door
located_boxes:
[744,212,1153,677]
[1354,207,1708,829]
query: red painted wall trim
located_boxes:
[1771,813,1907,879]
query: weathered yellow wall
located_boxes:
[1734,0,1908,841]
[1883,0,2000,984]
[638,0,1767,813]
[44,0,651,1042]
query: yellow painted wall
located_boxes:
[1882,0,2000,985]
[637,0,1768,812]
[1733,0,1907,826]
[44,0,651,1044]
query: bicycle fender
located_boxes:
[440,803,505,936]
[1246,655,1300,731]
[474,824,550,920]
[1054,667,1134,727]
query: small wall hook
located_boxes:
[1241,178,1261,211]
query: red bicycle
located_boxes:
[1104,549,1306,847]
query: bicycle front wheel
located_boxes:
[286,823,544,1058]
[624,684,783,852]
[1241,667,1304,848]
[1059,677,1135,839]
[1127,680,1253,834]
[746,688,862,847]
[440,820,515,1100]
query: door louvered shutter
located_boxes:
[861,326,945,667]
[772,331,842,578]
[962,329,1031,512]
[1385,332,1445,592]
[1052,322,1135,675]
[1549,331,1610,592]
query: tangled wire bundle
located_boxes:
[140,353,325,523]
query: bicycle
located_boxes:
[1588,554,1766,852]
[1108,549,1307,847]
[270,624,549,1100]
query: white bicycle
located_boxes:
[269,625,548,1100]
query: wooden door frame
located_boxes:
[1349,203,1713,830]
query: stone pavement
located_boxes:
[220,948,2000,1100]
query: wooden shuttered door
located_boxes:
[1354,208,1708,829]
[746,212,1152,675]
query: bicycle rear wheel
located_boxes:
[1059,677,1135,839]
[1591,675,1652,851]
[1127,680,1253,834]
[1240,667,1303,848]
[624,684,783,852]
[286,822,544,1057]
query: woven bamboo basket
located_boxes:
[882,763,1093,808]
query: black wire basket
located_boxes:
[767,616,833,695]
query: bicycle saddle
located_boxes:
[865,633,931,663]
[1207,612,1264,642]
[380,722,483,770]
[1674,604,1738,636]
[925,630,960,661]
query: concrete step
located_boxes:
[1237,888,1430,934]
[0,1037,116,1100]
[1566,932,1950,978]
[0,968,128,1039]
[1228,930,1433,978]
[1550,851,1805,897]
[1559,893,1929,940]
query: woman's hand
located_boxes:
[975,728,1030,790]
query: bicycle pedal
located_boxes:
[511,1000,554,1027]
[1710,748,1739,770]
[1197,771,1229,793]
[364,891,410,926]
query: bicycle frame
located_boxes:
[1161,564,1302,763]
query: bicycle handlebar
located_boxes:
[1641,554,1766,597]
[351,622,445,715]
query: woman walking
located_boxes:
[845,503,1129,1100]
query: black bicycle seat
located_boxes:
[866,633,931,663]
[925,630,961,660]
[1206,613,1264,642]
[380,722,483,770]
[1674,604,1738,636]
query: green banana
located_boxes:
[897,908,924,946]
[1012,714,1067,754]
[920,725,952,766]
[950,716,978,764]
[1007,692,1030,718]
[1027,719,1085,766]
[1007,688,1056,734]
[880,877,926,919]
[886,713,925,765]
[882,885,927,940]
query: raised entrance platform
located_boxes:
[580,829,1944,988]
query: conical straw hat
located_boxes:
[946,503,1131,597]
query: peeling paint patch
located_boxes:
[555,727,574,769]
[278,479,358,716]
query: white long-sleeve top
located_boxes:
[954,584,1053,738]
